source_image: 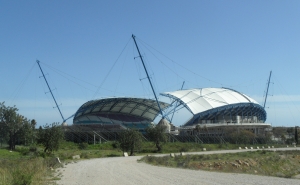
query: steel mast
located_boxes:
[263,70,272,108]
[170,81,185,122]
[132,35,165,118]
[36,60,65,122]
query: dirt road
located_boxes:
[57,148,300,185]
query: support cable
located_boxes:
[137,38,223,86]
[92,37,132,99]
[10,61,36,104]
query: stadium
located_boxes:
[64,87,271,143]
[161,87,270,139]
[72,97,169,131]
[39,36,272,143]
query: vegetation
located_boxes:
[0,102,65,184]
[0,140,293,184]
[118,129,143,156]
[272,126,300,145]
[0,158,48,185]
[37,122,64,153]
[0,145,63,185]
[146,125,167,152]
[223,128,256,144]
[0,102,36,150]
[19,119,37,146]
[1,102,300,183]
[295,127,298,145]
[139,150,300,178]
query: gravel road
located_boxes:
[57,148,300,185]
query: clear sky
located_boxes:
[1,1,300,127]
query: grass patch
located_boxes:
[0,157,48,185]
[0,149,23,159]
[140,150,300,178]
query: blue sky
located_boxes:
[1,1,300,127]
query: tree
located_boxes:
[118,129,143,156]
[281,134,286,143]
[146,125,167,152]
[19,119,37,145]
[295,126,299,145]
[287,127,294,138]
[272,127,287,139]
[238,130,255,144]
[226,128,255,144]
[37,122,64,153]
[0,102,37,150]
[0,102,27,150]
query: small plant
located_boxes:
[261,150,267,154]
[180,147,188,152]
[81,152,90,159]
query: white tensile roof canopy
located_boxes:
[161,87,260,115]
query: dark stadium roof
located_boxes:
[73,97,170,124]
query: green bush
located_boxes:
[179,147,188,152]
[112,142,119,149]
[15,147,30,156]
[29,145,37,152]
[78,143,89,150]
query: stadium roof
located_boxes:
[161,87,267,126]
[161,87,260,115]
[73,97,170,123]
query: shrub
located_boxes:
[78,143,89,150]
[112,141,119,149]
[29,145,37,152]
[81,152,90,159]
[180,147,188,152]
[15,147,30,156]
[44,157,63,168]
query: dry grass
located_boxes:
[140,150,300,178]
[0,157,48,185]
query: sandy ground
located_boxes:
[56,148,300,185]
